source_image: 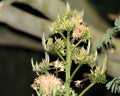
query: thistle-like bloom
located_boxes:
[71,17,90,42]
[51,9,75,34]
[89,53,107,84]
[31,52,50,75]
[89,67,106,84]
[54,37,65,55]
[31,74,63,95]
[72,47,96,67]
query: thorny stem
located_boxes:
[65,31,72,96]
[79,83,95,96]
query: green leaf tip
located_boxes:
[66,2,70,11]
[115,16,120,29]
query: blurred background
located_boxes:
[0,0,120,96]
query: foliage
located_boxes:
[104,16,120,94]
[97,16,120,49]
[106,77,120,93]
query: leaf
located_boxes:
[96,27,116,49]
[115,16,120,29]
[106,79,114,90]
[118,85,120,93]
[111,82,115,93]
[106,77,120,93]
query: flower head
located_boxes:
[89,67,107,84]
[31,74,63,95]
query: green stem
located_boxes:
[53,48,65,62]
[72,39,82,50]
[59,32,66,41]
[79,83,95,96]
[70,64,82,80]
[65,31,72,96]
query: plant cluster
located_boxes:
[31,4,120,96]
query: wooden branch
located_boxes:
[0,5,51,38]
[19,0,66,21]
[4,0,66,21]
[0,26,44,51]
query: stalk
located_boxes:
[65,31,72,96]
[53,48,65,62]
[70,64,82,80]
[79,83,95,96]
[72,39,82,50]
[59,32,66,41]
